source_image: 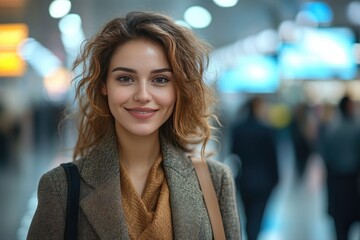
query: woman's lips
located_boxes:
[125,107,157,119]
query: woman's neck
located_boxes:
[116,129,162,197]
[116,130,161,170]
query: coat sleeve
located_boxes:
[207,160,242,240]
[27,168,66,240]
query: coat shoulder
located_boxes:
[37,159,85,204]
[41,158,84,181]
[205,159,234,196]
[206,159,233,179]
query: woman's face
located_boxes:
[103,38,176,138]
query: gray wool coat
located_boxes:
[27,133,241,240]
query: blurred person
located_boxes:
[317,103,335,150]
[27,11,241,239]
[0,102,11,166]
[0,101,10,166]
[289,103,316,183]
[0,101,22,168]
[32,102,66,153]
[230,96,279,240]
[320,95,360,240]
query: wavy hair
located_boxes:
[72,11,217,160]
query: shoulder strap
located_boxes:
[61,162,80,240]
[191,158,226,240]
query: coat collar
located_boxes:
[79,131,128,239]
[80,132,194,188]
[80,131,120,189]
[79,131,212,239]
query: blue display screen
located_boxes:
[278,27,357,80]
[218,55,280,93]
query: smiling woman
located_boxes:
[27,11,241,240]
[103,38,176,140]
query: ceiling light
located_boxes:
[213,0,238,8]
[184,6,212,29]
[49,0,71,19]
[59,13,82,34]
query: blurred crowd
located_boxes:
[225,94,360,240]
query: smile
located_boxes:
[125,107,158,119]
[128,109,155,114]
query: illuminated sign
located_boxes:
[279,27,357,80]
[0,23,28,77]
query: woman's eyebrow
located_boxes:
[151,68,172,74]
[111,67,136,73]
[111,67,172,73]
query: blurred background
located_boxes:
[1,0,360,239]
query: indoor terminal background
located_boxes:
[1,0,360,239]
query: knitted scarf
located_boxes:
[120,155,173,240]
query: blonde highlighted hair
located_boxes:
[72,11,217,160]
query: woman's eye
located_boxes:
[116,76,133,83]
[152,77,169,85]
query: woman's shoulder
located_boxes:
[206,159,232,178]
[204,159,236,200]
[37,158,85,196]
[41,158,83,179]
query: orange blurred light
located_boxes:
[0,24,28,49]
[0,51,26,76]
[43,67,71,99]
[0,23,28,76]
[0,0,26,8]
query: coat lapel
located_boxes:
[80,176,129,240]
[79,131,130,240]
[161,138,212,239]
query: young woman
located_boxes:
[27,11,241,239]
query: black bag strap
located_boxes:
[61,163,80,240]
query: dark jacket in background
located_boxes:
[230,114,278,240]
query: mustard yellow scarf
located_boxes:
[120,155,173,240]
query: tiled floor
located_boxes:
[2,135,360,240]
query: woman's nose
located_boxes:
[133,81,152,102]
